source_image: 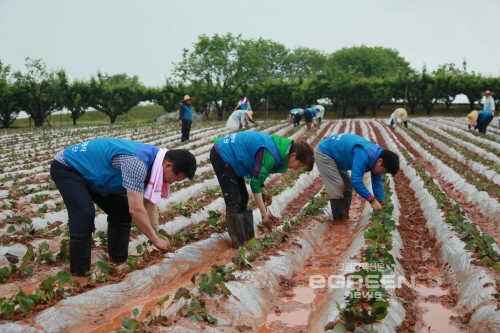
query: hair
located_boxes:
[238,94,245,99]
[290,141,315,171]
[379,150,400,176]
[164,149,197,180]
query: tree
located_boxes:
[64,80,91,125]
[173,33,289,120]
[433,64,461,110]
[327,45,410,79]
[13,58,67,127]
[418,66,440,115]
[284,47,327,81]
[145,79,184,114]
[0,61,22,128]
[88,72,145,124]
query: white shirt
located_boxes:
[484,96,495,114]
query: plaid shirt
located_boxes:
[54,150,148,194]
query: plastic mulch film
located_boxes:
[375,121,500,332]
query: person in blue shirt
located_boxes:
[179,95,195,142]
[50,138,197,276]
[289,108,303,127]
[467,109,494,134]
[210,132,315,248]
[304,108,316,129]
[315,134,400,223]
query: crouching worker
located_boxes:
[314,134,399,223]
[467,110,494,134]
[387,108,408,128]
[50,138,197,276]
[210,132,315,248]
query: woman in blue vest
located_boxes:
[50,138,197,276]
[179,95,195,142]
[210,132,315,247]
[315,134,399,223]
[467,109,494,134]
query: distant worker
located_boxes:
[482,90,495,116]
[210,132,315,247]
[234,95,251,111]
[314,105,325,124]
[179,95,195,142]
[289,108,303,127]
[467,110,494,134]
[315,133,400,223]
[304,107,317,129]
[226,110,257,130]
[386,108,408,129]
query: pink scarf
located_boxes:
[143,148,170,204]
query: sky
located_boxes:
[1,0,499,90]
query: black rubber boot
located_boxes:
[225,214,246,248]
[330,198,348,221]
[70,234,92,276]
[107,223,131,263]
[241,210,255,240]
[344,195,352,220]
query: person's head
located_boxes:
[372,150,399,175]
[467,110,479,125]
[288,141,315,171]
[482,90,494,97]
[162,149,197,183]
[238,94,245,100]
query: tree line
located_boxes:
[1,33,499,128]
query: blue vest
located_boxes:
[64,138,159,196]
[478,110,493,125]
[240,102,248,110]
[318,134,382,171]
[306,108,317,117]
[216,132,281,178]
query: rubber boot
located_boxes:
[70,234,92,276]
[330,198,348,222]
[241,210,255,241]
[225,214,246,248]
[107,223,131,263]
[344,195,352,220]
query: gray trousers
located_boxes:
[314,146,353,199]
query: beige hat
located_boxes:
[180,95,196,103]
[467,110,478,125]
[482,90,494,96]
[245,110,253,119]
[395,108,407,120]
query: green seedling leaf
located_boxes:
[16,290,35,313]
[6,225,16,233]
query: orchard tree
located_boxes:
[88,72,145,124]
[173,33,289,120]
[284,47,327,81]
[327,45,410,79]
[418,66,440,115]
[13,58,67,127]
[65,80,91,125]
[0,61,22,128]
[145,79,184,114]
[433,63,461,109]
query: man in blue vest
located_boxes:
[315,134,399,223]
[467,109,494,134]
[50,138,197,276]
[179,95,195,142]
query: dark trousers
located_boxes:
[390,119,408,128]
[50,160,132,235]
[181,120,192,142]
[477,114,493,134]
[209,146,249,215]
[304,110,313,124]
[293,114,302,127]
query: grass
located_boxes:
[7,103,474,129]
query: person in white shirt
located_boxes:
[482,90,496,127]
[386,108,408,129]
[314,105,325,124]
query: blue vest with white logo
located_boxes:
[64,138,159,196]
[216,132,281,178]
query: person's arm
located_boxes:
[127,190,171,250]
[178,104,184,126]
[350,147,374,200]
[250,149,275,216]
[144,198,159,232]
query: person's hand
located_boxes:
[254,122,259,126]
[262,192,272,206]
[370,201,382,211]
[261,209,276,232]
[178,120,182,127]
[153,237,173,252]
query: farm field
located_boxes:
[1,117,500,333]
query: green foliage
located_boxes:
[192,265,235,296]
